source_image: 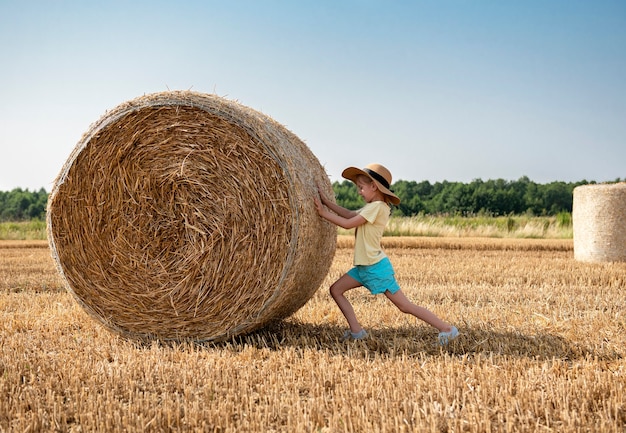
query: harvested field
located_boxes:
[1,237,624,432]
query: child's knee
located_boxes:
[329,283,346,300]
[395,303,411,314]
[392,298,414,314]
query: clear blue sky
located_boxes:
[1,0,624,192]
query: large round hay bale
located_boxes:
[47,91,337,342]
[573,183,626,263]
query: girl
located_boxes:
[314,163,459,345]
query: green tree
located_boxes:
[332,180,362,210]
[541,182,573,214]
[393,180,426,215]
[0,188,48,221]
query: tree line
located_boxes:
[0,177,621,221]
[0,188,48,221]
[333,176,620,216]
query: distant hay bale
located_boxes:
[46,91,336,342]
[573,183,626,263]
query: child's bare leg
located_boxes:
[384,289,452,332]
[330,274,363,333]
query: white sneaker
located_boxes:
[341,329,368,341]
[438,326,459,345]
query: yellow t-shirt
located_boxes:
[353,201,390,265]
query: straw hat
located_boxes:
[342,163,401,205]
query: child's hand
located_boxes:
[313,195,325,216]
[317,185,331,206]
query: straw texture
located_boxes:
[46,91,336,342]
[573,183,626,263]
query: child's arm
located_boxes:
[317,188,358,219]
[314,195,366,230]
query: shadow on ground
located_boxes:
[195,319,622,362]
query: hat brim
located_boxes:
[341,167,401,205]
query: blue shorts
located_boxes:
[347,257,401,295]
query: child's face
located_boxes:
[355,176,380,203]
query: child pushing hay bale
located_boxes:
[47,91,337,342]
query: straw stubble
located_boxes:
[2,238,625,432]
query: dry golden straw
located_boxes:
[46,91,336,342]
[573,182,626,263]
